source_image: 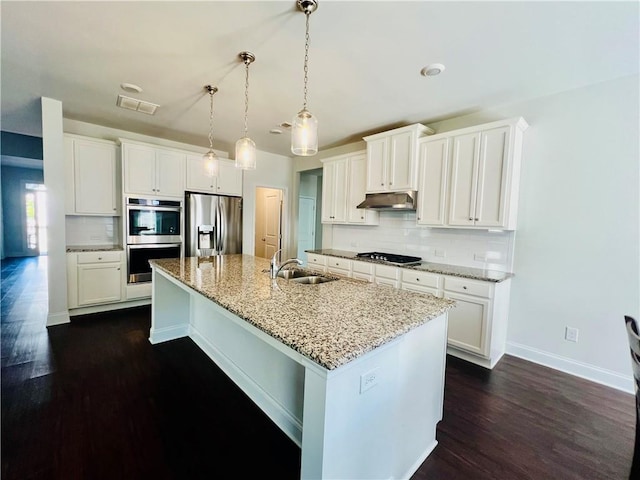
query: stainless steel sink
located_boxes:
[292,275,337,285]
[277,268,313,279]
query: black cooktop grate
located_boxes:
[356,252,422,265]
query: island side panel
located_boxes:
[188,291,306,446]
[301,340,399,480]
[301,314,448,480]
[149,268,191,344]
[394,313,448,479]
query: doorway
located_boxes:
[254,187,283,259]
[24,182,47,255]
[297,169,323,263]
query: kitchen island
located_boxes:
[149,254,455,480]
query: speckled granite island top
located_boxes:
[150,255,455,370]
[307,248,513,283]
[66,245,123,252]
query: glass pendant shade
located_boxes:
[203,150,219,177]
[235,136,256,170]
[291,108,318,156]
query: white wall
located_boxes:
[42,97,70,326]
[429,74,639,391]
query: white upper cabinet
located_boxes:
[448,118,527,229]
[64,134,120,216]
[416,137,450,226]
[122,141,185,198]
[186,155,242,196]
[347,153,378,224]
[321,156,348,223]
[321,151,379,225]
[364,123,434,193]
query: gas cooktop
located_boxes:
[355,252,422,266]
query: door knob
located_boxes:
[261,238,266,241]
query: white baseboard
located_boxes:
[69,299,150,317]
[149,324,189,344]
[47,311,70,326]
[506,341,634,395]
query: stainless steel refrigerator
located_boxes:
[184,192,243,257]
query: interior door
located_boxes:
[264,189,283,259]
[254,187,283,259]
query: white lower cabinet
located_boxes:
[67,251,125,310]
[306,253,327,273]
[351,260,374,282]
[374,264,400,288]
[442,276,511,368]
[326,257,351,277]
[312,253,511,368]
[400,269,442,297]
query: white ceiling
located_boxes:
[2,1,638,158]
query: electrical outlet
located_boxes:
[565,326,579,342]
[360,367,379,394]
[474,253,486,261]
[434,249,446,258]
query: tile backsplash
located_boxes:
[329,211,515,272]
[65,216,120,246]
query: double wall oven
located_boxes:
[126,197,182,284]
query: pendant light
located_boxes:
[203,85,219,177]
[291,0,318,156]
[235,51,257,170]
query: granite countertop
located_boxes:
[150,255,455,370]
[306,249,513,283]
[66,245,124,252]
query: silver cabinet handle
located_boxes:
[475,218,479,221]
[416,278,420,282]
[468,217,473,221]
[463,286,467,290]
[98,257,102,260]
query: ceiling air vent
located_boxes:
[116,94,159,115]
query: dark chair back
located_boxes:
[625,315,640,479]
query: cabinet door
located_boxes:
[321,161,336,223]
[332,159,348,223]
[347,154,368,223]
[445,291,490,357]
[365,137,388,192]
[77,264,122,306]
[475,126,510,227]
[321,159,348,223]
[74,139,118,215]
[156,150,185,197]
[123,144,156,195]
[217,160,243,196]
[388,131,414,190]
[417,138,449,226]
[448,132,480,226]
[186,154,216,193]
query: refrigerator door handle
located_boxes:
[218,198,225,253]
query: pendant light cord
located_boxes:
[243,60,250,137]
[303,12,310,110]
[208,89,214,150]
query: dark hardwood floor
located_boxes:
[1,256,635,479]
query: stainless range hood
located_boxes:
[356,191,418,211]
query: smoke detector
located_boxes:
[116,94,159,115]
[420,63,446,77]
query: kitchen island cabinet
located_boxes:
[149,255,454,480]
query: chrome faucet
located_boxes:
[270,249,303,279]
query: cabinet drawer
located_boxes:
[401,269,441,289]
[306,253,327,268]
[444,276,491,298]
[375,264,399,280]
[352,260,374,275]
[326,257,351,270]
[77,251,122,264]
